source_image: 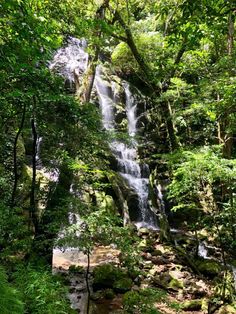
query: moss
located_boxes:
[93,264,126,291]
[168,278,184,291]
[181,299,202,311]
[104,289,115,299]
[196,259,222,278]
[113,278,133,293]
[68,265,84,274]
[123,288,166,314]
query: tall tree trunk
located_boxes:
[217,118,233,158]
[30,117,38,233]
[11,103,26,207]
[77,0,109,103]
[162,100,179,150]
[227,7,234,56]
[113,10,152,84]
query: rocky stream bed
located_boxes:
[53,228,236,314]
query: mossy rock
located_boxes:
[152,250,163,257]
[182,299,203,311]
[168,278,184,291]
[113,278,133,293]
[104,289,115,299]
[153,271,184,292]
[138,238,155,253]
[196,259,222,278]
[137,228,150,236]
[127,268,140,280]
[93,264,126,291]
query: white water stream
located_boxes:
[95,68,157,228]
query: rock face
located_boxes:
[50,38,162,228]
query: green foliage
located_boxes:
[93,263,127,290]
[167,147,236,210]
[14,266,74,314]
[0,266,24,314]
[0,203,30,258]
[113,277,133,293]
[123,288,166,314]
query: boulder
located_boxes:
[168,278,184,291]
[196,259,222,278]
[153,271,184,292]
[182,299,203,311]
[137,228,150,237]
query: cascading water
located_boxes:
[95,68,157,228]
[50,37,157,228]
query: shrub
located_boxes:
[123,288,166,314]
[14,266,75,314]
[0,266,24,314]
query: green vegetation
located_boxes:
[0,0,236,313]
[123,288,166,314]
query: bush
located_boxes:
[113,277,133,293]
[123,288,166,314]
[0,266,24,314]
[93,263,127,291]
[14,266,75,314]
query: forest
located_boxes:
[0,0,236,313]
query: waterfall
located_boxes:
[95,68,157,228]
[198,242,208,259]
[50,38,157,229]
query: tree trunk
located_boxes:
[11,103,26,207]
[227,8,234,56]
[113,10,184,150]
[217,118,233,159]
[77,0,108,103]
[30,163,73,265]
[113,10,152,85]
[30,117,38,233]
